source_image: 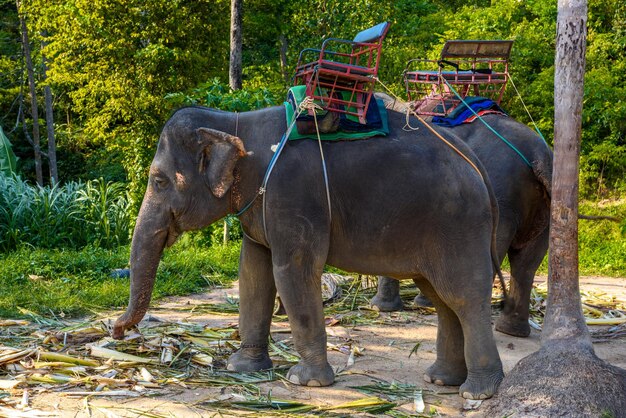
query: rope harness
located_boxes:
[231,97,332,246]
[438,76,533,167]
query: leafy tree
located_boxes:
[0,0,21,130]
[26,0,230,208]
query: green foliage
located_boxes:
[0,125,17,176]
[532,199,626,277]
[0,242,240,318]
[18,0,230,206]
[76,178,131,248]
[0,174,131,251]
[164,78,279,112]
[578,200,626,277]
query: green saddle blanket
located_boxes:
[284,85,389,141]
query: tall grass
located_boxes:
[0,175,131,252]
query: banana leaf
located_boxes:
[0,125,17,176]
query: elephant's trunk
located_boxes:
[112,196,170,339]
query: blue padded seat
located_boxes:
[353,22,389,43]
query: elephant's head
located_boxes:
[112,119,248,339]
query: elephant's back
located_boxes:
[279,122,493,236]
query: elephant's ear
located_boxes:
[196,128,248,198]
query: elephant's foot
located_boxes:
[227,346,272,372]
[495,314,531,338]
[423,361,467,386]
[414,294,434,308]
[459,369,504,400]
[370,293,403,312]
[286,361,334,387]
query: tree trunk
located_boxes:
[229,0,243,91]
[279,33,289,85]
[226,0,242,243]
[223,220,229,245]
[41,34,58,185]
[483,1,626,415]
[541,0,590,350]
[18,1,43,186]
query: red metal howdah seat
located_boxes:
[293,22,390,124]
[403,40,513,117]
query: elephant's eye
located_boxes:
[153,176,169,190]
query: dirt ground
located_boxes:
[11,275,626,417]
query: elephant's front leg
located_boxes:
[227,236,276,372]
[273,247,334,387]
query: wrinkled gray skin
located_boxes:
[371,99,552,338]
[112,105,505,399]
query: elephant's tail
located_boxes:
[531,155,553,199]
[488,188,510,310]
[479,155,510,309]
[471,143,510,309]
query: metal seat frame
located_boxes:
[293,22,390,124]
[403,40,513,117]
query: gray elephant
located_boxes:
[371,100,553,338]
[112,104,505,399]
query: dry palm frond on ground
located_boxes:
[0,274,624,416]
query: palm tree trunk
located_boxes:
[541,0,590,348]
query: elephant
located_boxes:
[112,104,506,399]
[371,97,553,338]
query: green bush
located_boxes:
[164,77,280,112]
[0,175,131,251]
[578,200,626,276]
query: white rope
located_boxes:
[403,106,420,131]
[508,74,550,148]
[300,97,333,225]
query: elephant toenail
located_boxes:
[307,379,321,387]
[434,379,444,386]
[423,374,432,383]
[226,364,235,371]
[288,374,301,385]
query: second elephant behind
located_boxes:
[372,97,553,338]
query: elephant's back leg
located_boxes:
[414,277,467,385]
[496,226,549,337]
[424,244,504,399]
[370,276,404,311]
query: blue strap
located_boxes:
[440,77,533,168]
